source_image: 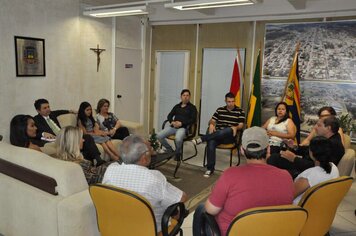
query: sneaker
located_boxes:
[203,170,213,178]
[192,138,203,145]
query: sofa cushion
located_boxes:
[0,142,88,197]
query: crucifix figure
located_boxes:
[90,44,106,72]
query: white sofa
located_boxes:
[41,113,144,161]
[0,141,100,236]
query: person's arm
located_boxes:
[266,119,296,140]
[338,128,345,147]
[300,128,316,146]
[51,110,71,118]
[167,105,177,123]
[78,120,89,135]
[231,109,245,136]
[94,122,108,136]
[262,118,271,129]
[208,119,217,134]
[180,191,188,203]
[205,199,222,216]
[293,177,310,198]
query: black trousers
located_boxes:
[82,134,103,162]
[111,127,130,140]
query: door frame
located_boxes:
[153,50,190,131]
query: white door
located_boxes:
[115,48,142,123]
[154,51,190,131]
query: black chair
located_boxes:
[203,129,243,168]
[161,120,198,162]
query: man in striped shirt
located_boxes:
[193,92,245,177]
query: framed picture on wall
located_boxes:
[14,36,46,77]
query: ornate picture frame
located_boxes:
[14,36,46,77]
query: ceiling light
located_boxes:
[165,0,256,10]
[83,5,148,17]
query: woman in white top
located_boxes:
[293,136,340,204]
[262,102,296,154]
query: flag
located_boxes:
[247,50,262,128]
[283,46,301,144]
[230,51,243,107]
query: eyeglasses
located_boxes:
[318,114,331,118]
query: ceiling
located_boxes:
[80,0,356,25]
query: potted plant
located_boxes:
[338,113,354,134]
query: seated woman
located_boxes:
[96,98,129,140]
[10,114,41,151]
[78,102,120,161]
[293,136,340,204]
[301,106,345,147]
[55,126,108,184]
[262,102,296,154]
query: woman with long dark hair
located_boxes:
[77,101,120,161]
[262,102,296,153]
[293,136,339,204]
[10,114,41,151]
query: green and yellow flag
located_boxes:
[247,50,262,128]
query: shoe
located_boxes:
[203,170,213,178]
[192,138,202,145]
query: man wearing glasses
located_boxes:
[268,113,345,178]
[102,135,187,232]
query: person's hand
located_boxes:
[43,132,56,139]
[109,129,116,136]
[171,121,182,128]
[266,130,276,137]
[69,109,78,114]
[280,150,296,162]
[208,124,216,134]
[283,139,296,148]
[231,126,238,137]
[299,139,309,146]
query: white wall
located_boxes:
[0,0,113,141]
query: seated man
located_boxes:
[193,92,245,177]
[192,127,294,236]
[157,89,197,160]
[102,135,187,232]
[268,115,345,178]
[33,98,105,166]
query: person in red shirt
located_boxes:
[192,127,294,236]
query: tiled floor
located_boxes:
[174,141,356,236]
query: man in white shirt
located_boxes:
[102,135,187,232]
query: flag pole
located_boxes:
[236,47,245,107]
[282,42,300,101]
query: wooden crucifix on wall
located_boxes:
[90,44,106,72]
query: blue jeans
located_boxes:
[192,204,214,236]
[157,125,186,155]
[202,128,234,171]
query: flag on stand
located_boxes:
[247,50,262,128]
[283,45,301,144]
[230,51,243,107]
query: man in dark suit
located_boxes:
[33,98,105,166]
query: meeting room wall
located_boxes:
[149,22,265,131]
[0,0,113,141]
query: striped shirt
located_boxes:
[212,106,245,130]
